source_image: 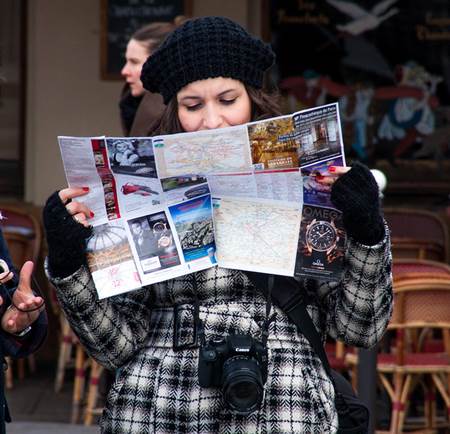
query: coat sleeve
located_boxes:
[0,310,48,358]
[317,222,393,348]
[47,263,153,370]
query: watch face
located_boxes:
[306,220,337,252]
[158,235,172,248]
[152,221,167,233]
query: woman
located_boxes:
[43,16,392,433]
[120,18,185,136]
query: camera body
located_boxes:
[198,333,268,414]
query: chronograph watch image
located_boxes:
[305,218,339,255]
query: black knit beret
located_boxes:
[141,16,275,104]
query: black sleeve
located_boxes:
[42,191,93,278]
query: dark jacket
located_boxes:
[0,229,48,433]
[119,85,165,137]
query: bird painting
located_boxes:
[326,0,399,36]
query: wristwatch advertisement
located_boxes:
[305,219,338,255]
[295,204,346,281]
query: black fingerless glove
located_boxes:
[43,191,93,278]
[330,162,385,245]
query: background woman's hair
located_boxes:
[131,16,187,54]
[150,85,281,135]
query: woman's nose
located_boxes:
[121,64,130,77]
[203,108,223,130]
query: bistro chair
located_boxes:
[383,207,449,262]
[393,259,450,283]
[347,277,450,433]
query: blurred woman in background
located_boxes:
[119,17,185,136]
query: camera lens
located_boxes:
[221,356,264,415]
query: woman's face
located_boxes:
[121,39,149,97]
[116,142,127,152]
[177,77,252,132]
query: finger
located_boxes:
[5,313,19,333]
[0,259,13,284]
[73,212,91,228]
[315,166,351,185]
[0,296,3,306]
[19,297,43,311]
[328,166,350,175]
[59,187,90,204]
[18,261,34,295]
[314,175,336,186]
[66,201,94,220]
[0,270,14,284]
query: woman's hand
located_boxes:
[58,187,94,227]
[43,188,94,278]
[325,162,385,245]
[1,261,45,335]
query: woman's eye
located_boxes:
[221,98,236,105]
[185,104,202,111]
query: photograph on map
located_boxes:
[248,116,300,170]
[106,138,157,178]
[302,157,344,208]
[294,104,343,166]
[168,195,215,263]
[161,174,209,204]
[128,211,180,273]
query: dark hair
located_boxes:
[131,16,186,54]
[150,85,281,135]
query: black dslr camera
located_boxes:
[198,334,268,415]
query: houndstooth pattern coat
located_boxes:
[49,229,392,434]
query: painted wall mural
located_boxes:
[270,0,450,193]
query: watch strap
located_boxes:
[12,325,32,338]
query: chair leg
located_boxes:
[71,344,86,424]
[390,371,406,434]
[423,379,436,430]
[55,317,74,393]
[27,354,36,373]
[15,356,36,383]
[84,360,104,426]
[17,359,25,380]
[397,374,412,434]
[5,357,13,390]
[431,373,450,430]
[351,364,358,391]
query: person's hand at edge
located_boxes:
[1,261,44,335]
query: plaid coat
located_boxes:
[49,229,392,434]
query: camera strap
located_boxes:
[174,273,274,350]
[261,274,274,348]
[173,275,205,351]
[245,272,332,374]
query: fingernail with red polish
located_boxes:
[315,174,324,180]
[328,166,336,173]
[90,211,95,218]
[82,187,90,192]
